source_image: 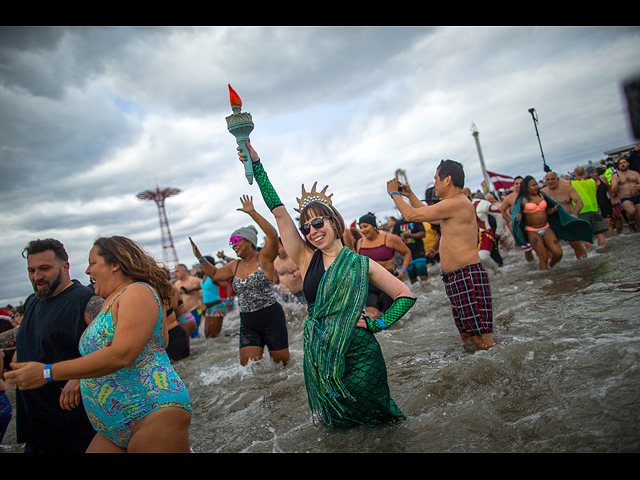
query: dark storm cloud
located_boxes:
[1,26,639,307]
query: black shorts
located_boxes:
[599,201,613,218]
[239,302,289,351]
[166,324,190,361]
[366,283,394,313]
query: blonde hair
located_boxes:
[93,236,174,305]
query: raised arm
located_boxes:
[398,181,425,209]
[387,178,452,224]
[242,141,312,272]
[189,237,235,283]
[237,194,279,282]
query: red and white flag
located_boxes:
[487,171,514,190]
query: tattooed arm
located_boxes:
[61,295,103,411]
[1,295,103,348]
[83,295,104,326]
[0,327,17,350]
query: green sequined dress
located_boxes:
[303,247,404,428]
[250,159,412,428]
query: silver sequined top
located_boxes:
[232,258,278,313]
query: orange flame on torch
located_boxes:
[228,84,242,110]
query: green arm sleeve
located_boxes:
[252,160,284,211]
[366,296,416,333]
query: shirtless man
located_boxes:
[610,158,640,229]
[541,171,587,259]
[173,264,203,335]
[500,176,534,262]
[274,239,306,304]
[387,159,495,349]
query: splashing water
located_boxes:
[2,234,638,453]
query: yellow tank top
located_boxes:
[571,178,598,213]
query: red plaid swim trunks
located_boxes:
[442,262,493,337]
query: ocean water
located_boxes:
[2,233,639,453]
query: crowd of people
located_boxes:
[1,142,638,452]
[497,152,640,270]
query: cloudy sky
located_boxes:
[1,26,639,306]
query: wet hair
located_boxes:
[93,236,174,306]
[299,201,346,250]
[518,175,537,198]
[22,238,68,262]
[436,159,465,188]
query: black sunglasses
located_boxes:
[299,216,331,236]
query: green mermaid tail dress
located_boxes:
[252,158,413,428]
[314,321,404,427]
[303,248,406,428]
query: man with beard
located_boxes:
[611,157,640,229]
[0,239,103,452]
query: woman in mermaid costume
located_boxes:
[239,141,416,428]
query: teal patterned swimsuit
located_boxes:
[79,282,191,448]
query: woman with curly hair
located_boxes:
[7,236,191,452]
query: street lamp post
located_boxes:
[528,108,551,173]
[471,123,493,193]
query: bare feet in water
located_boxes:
[460,332,496,349]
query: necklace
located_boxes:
[242,251,257,267]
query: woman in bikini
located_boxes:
[356,212,411,320]
[514,176,563,270]
[190,195,289,366]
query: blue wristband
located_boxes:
[390,191,401,197]
[199,257,206,264]
[376,318,387,330]
[43,364,54,382]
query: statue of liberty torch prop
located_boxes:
[225,84,255,184]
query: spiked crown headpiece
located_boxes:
[295,182,333,213]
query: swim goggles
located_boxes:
[229,235,244,247]
[299,216,331,236]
